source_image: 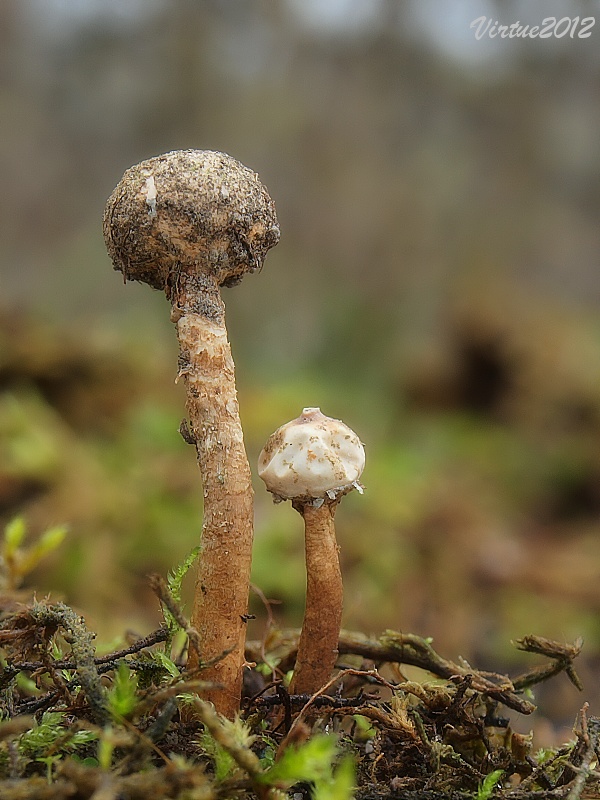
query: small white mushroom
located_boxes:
[258,408,365,695]
[258,407,365,502]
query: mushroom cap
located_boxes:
[103,149,279,291]
[258,407,365,501]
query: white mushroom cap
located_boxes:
[258,407,365,501]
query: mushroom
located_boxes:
[258,407,365,695]
[103,149,279,718]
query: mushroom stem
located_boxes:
[174,292,253,718]
[289,499,343,696]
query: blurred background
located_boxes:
[2,0,600,742]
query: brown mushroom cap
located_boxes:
[103,149,280,292]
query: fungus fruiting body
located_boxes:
[104,149,279,718]
[258,407,365,695]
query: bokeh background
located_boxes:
[2,0,600,743]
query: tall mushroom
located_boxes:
[103,149,279,717]
[258,408,365,695]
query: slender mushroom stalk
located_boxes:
[258,407,365,695]
[103,149,279,717]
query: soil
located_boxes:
[0,592,598,800]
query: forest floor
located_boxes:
[0,585,597,800]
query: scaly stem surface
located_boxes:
[289,500,342,695]
[175,288,253,718]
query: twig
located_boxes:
[95,627,169,664]
[276,684,292,733]
[21,603,109,724]
[280,668,394,752]
[144,697,178,744]
[136,678,217,712]
[250,583,281,676]
[338,631,534,714]
[4,627,168,675]
[252,693,371,711]
[248,629,582,716]
[514,635,583,691]
[148,574,201,658]
[566,708,600,800]
[192,697,284,800]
